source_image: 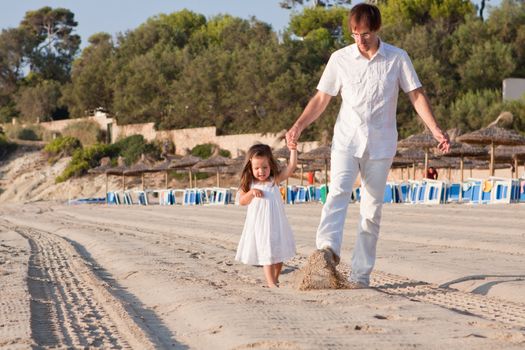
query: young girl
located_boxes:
[235,143,298,288]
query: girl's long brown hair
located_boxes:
[239,144,280,192]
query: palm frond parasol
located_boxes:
[192,155,231,187]
[457,124,525,176]
[397,131,438,175]
[170,155,202,188]
[440,142,488,183]
[299,145,331,187]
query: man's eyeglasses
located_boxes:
[351,32,372,40]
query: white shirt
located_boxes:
[317,40,421,159]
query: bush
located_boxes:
[45,136,82,155]
[44,136,82,163]
[56,143,118,183]
[62,119,104,146]
[55,134,160,183]
[18,128,39,140]
[113,135,160,165]
[191,143,230,159]
[5,124,43,141]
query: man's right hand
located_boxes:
[285,125,301,146]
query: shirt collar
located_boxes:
[376,38,386,58]
[350,38,386,60]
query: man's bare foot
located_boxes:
[268,283,279,288]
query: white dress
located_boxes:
[235,179,296,265]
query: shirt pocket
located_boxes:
[341,75,364,105]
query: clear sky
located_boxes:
[1,0,295,49]
[1,0,501,50]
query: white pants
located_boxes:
[316,149,393,286]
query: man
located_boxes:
[286,3,450,288]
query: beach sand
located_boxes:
[1,201,524,349]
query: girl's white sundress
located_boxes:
[235,179,296,266]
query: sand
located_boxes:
[0,201,524,349]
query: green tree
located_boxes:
[280,0,352,9]
[458,40,515,90]
[448,89,502,131]
[115,9,205,59]
[20,7,81,82]
[60,32,115,117]
[379,0,475,32]
[110,10,205,125]
[485,0,525,77]
[112,47,181,125]
[0,28,26,122]
[15,79,62,122]
[289,6,348,40]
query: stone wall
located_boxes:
[38,112,113,132]
[35,112,319,156]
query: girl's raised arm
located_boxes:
[275,149,297,184]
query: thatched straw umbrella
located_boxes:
[89,157,114,204]
[299,160,326,185]
[299,145,331,188]
[390,157,413,181]
[192,155,231,187]
[439,142,488,183]
[272,146,306,203]
[123,155,157,191]
[457,124,525,176]
[492,145,525,178]
[397,131,439,176]
[199,162,243,177]
[470,160,511,171]
[272,146,292,202]
[88,156,128,203]
[273,146,292,160]
[395,148,436,180]
[424,157,462,181]
[513,151,525,178]
[171,155,202,188]
[228,155,246,166]
[151,160,173,189]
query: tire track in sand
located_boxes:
[5,223,157,349]
[46,211,525,331]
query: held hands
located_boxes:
[287,141,297,151]
[433,129,451,153]
[251,188,263,198]
[285,125,301,149]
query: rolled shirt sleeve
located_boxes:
[398,50,422,93]
[317,54,342,97]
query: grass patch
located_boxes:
[62,119,105,146]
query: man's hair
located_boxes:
[349,3,382,32]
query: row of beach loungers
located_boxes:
[101,176,525,206]
[106,187,234,206]
[384,177,524,205]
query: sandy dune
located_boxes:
[0,201,524,349]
